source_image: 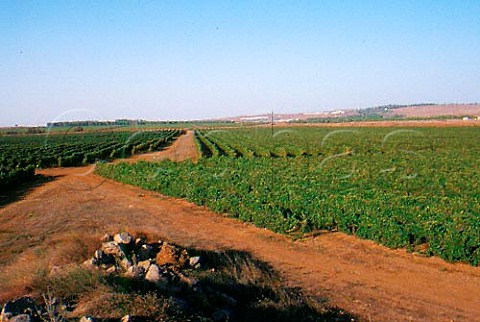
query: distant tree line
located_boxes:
[358,103,437,116]
[46,119,138,127]
[46,119,234,127]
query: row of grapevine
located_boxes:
[195,129,313,158]
[0,129,182,189]
[194,131,256,158]
[0,164,35,188]
[194,131,219,157]
[97,127,480,266]
[197,127,435,158]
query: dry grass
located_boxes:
[0,173,353,320]
[0,248,50,302]
[73,291,169,320]
[0,226,100,303]
[46,232,102,266]
[0,229,353,321]
[186,249,351,321]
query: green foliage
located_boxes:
[98,127,480,266]
[0,130,181,189]
[194,131,219,157]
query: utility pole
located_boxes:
[271,111,274,136]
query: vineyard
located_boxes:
[0,129,182,189]
[97,127,480,265]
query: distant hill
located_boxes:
[386,104,480,118]
[220,103,480,123]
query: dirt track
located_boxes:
[120,130,198,163]
[1,131,480,321]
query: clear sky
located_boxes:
[1,1,479,126]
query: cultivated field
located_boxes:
[99,127,480,265]
[1,124,480,321]
[0,129,181,189]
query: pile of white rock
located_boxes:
[83,232,201,291]
[1,233,239,322]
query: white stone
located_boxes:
[114,232,133,244]
[189,256,201,268]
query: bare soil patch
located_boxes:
[390,104,480,118]
[1,131,479,321]
[118,130,199,163]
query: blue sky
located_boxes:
[1,1,479,125]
